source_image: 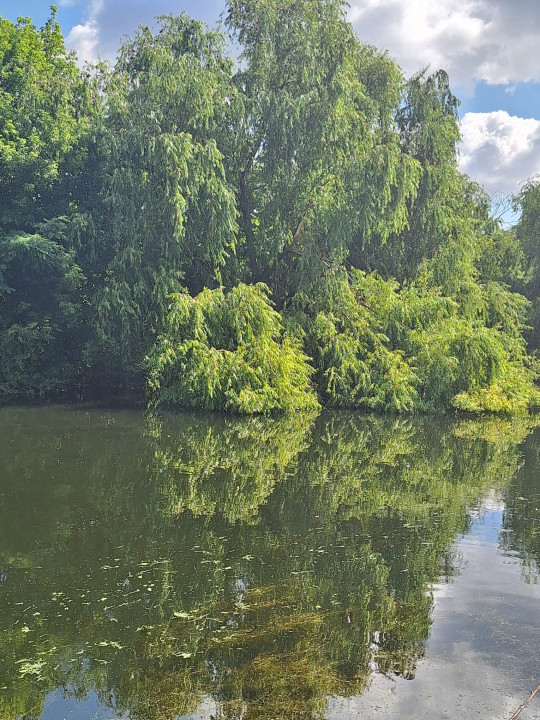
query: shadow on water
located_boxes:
[0,407,538,719]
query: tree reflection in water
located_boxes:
[0,407,536,719]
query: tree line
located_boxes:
[1,1,539,413]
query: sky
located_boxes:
[2,0,540,220]
[328,500,540,720]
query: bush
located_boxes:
[147,283,319,414]
[297,269,540,413]
[299,270,420,412]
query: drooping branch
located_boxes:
[239,171,259,282]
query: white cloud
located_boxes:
[459,111,540,196]
[64,1,540,92]
[348,0,540,91]
[64,0,104,65]
[59,1,540,208]
[63,1,224,66]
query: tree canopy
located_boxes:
[0,2,538,413]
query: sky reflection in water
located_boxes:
[0,407,539,720]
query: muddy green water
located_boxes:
[0,407,539,720]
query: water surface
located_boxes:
[0,407,539,719]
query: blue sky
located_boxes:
[3,0,540,216]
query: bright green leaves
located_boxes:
[299,271,419,412]
[293,268,539,413]
[148,284,319,414]
[0,10,93,231]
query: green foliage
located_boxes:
[0,11,100,402]
[293,268,539,413]
[0,4,537,413]
[148,283,319,414]
[0,10,94,231]
[297,270,419,411]
[93,15,238,372]
[409,316,539,412]
[407,182,539,411]
[225,0,419,299]
[356,69,461,280]
[515,177,540,348]
[0,229,85,401]
[516,177,540,284]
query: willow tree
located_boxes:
[94,15,238,374]
[354,69,461,281]
[223,0,419,305]
[515,177,540,347]
[147,283,319,414]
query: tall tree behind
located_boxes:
[356,69,461,282]
[94,15,238,375]
[224,0,420,305]
[515,177,540,348]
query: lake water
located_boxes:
[1,406,539,720]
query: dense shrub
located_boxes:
[147,284,319,414]
[296,270,540,413]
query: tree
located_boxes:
[93,15,238,375]
[147,283,319,414]
[515,177,540,348]
[224,0,419,304]
[355,69,461,281]
[0,9,93,232]
[0,225,84,401]
[0,9,98,401]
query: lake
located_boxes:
[1,406,539,720]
